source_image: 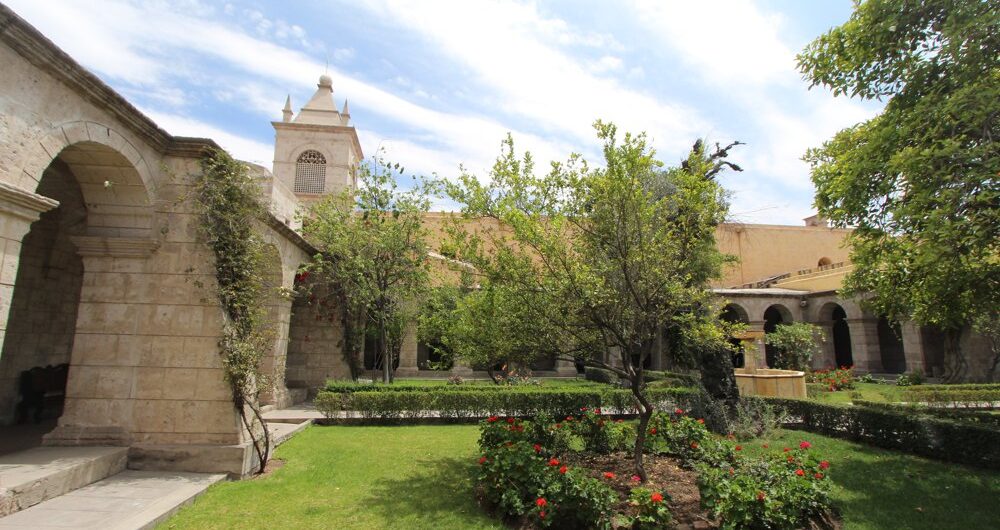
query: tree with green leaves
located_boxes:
[764,322,825,371]
[302,156,432,383]
[799,0,999,381]
[441,122,739,480]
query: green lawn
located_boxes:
[809,382,905,404]
[161,425,503,530]
[161,425,1000,530]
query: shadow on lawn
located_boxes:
[360,455,498,528]
[820,441,1000,529]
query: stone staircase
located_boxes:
[0,418,311,528]
[0,446,224,529]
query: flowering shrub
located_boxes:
[629,487,672,529]
[646,410,735,468]
[476,440,616,528]
[570,408,635,454]
[478,416,575,455]
[807,366,855,391]
[696,442,833,529]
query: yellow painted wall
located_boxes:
[715,223,852,288]
[419,214,853,290]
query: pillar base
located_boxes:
[43,425,131,447]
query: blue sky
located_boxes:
[8,0,882,224]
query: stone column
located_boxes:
[0,183,59,423]
[847,318,882,373]
[747,322,768,368]
[260,300,292,408]
[814,322,836,370]
[555,357,578,377]
[395,323,420,377]
[44,237,162,446]
[900,321,927,374]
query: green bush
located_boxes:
[570,407,635,454]
[645,409,736,469]
[629,487,672,529]
[584,367,618,385]
[643,370,701,387]
[765,398,1000,469]
[895,370,924,387]
[697,442,833,530]
[900,388,1000,406]
[316,387,708,421]
[476,440,616,528]
[728,397,788,441]
[853,400,1000,428]
[907,383,1000,391]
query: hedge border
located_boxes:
[765,397,1000,469]
[315,387,708,422]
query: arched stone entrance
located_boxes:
[2,138,157,445]
[720,303,750,367]
[877,317,906,374]
[763,304,792,368]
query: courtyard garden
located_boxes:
[160,422,1000,529]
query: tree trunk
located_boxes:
[942,327,967,383]
[630,374,653,482]
[379,319,391,383]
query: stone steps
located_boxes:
[0,446,127,517]
[0,470,225,529]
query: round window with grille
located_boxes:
[294,150,327,193]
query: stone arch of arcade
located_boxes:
[762,304,794,368]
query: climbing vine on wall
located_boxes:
[194,148,273,474]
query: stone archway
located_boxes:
[1,137,158,445]
[720,303,750,368]
[817,302,853,369]
[877,317,906,374]
[763,304,793,368]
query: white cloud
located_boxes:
[140,109,275,166]
[355,0,708,156]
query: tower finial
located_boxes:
[282,94,293,122]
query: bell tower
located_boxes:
[272,74,363,203]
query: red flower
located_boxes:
[559,465,568,474]
[783,447,790,452]
[819,460,830,470]
[649,428,657,435]
[603,472,615,479]
[757,491,766,501]
[697,418,705,424]
[690,442,699,449]
[675,408,684,415]
[548,458,560,467]
[539,511,546,519]
[595,408,602,415]
[814,472,824,479]
[735,445,743,451]
[581,407,588,412]
[799,441,811,450]
[478,456,487,465]
[566,416,573,421]
[536,497,547,507]
[533,444,542,453]
[554,423,562,429]
[487,416,498,423]
[795,469,805,476]
[787,455,794,462]
[762,443,769,449]
[506,417,515,424]
[651,492,664,503]
[631,475,641,482]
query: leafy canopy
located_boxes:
[799,0,999,349]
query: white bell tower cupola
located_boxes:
[272,74,363,202]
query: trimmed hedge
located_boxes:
[853,400,1000,428]
[316,387,708,421]
[765,397,1000,469]
[582,367,700,387]
[903,383,1000,392]
[583,367,618,385]
[900,388,1000,407]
